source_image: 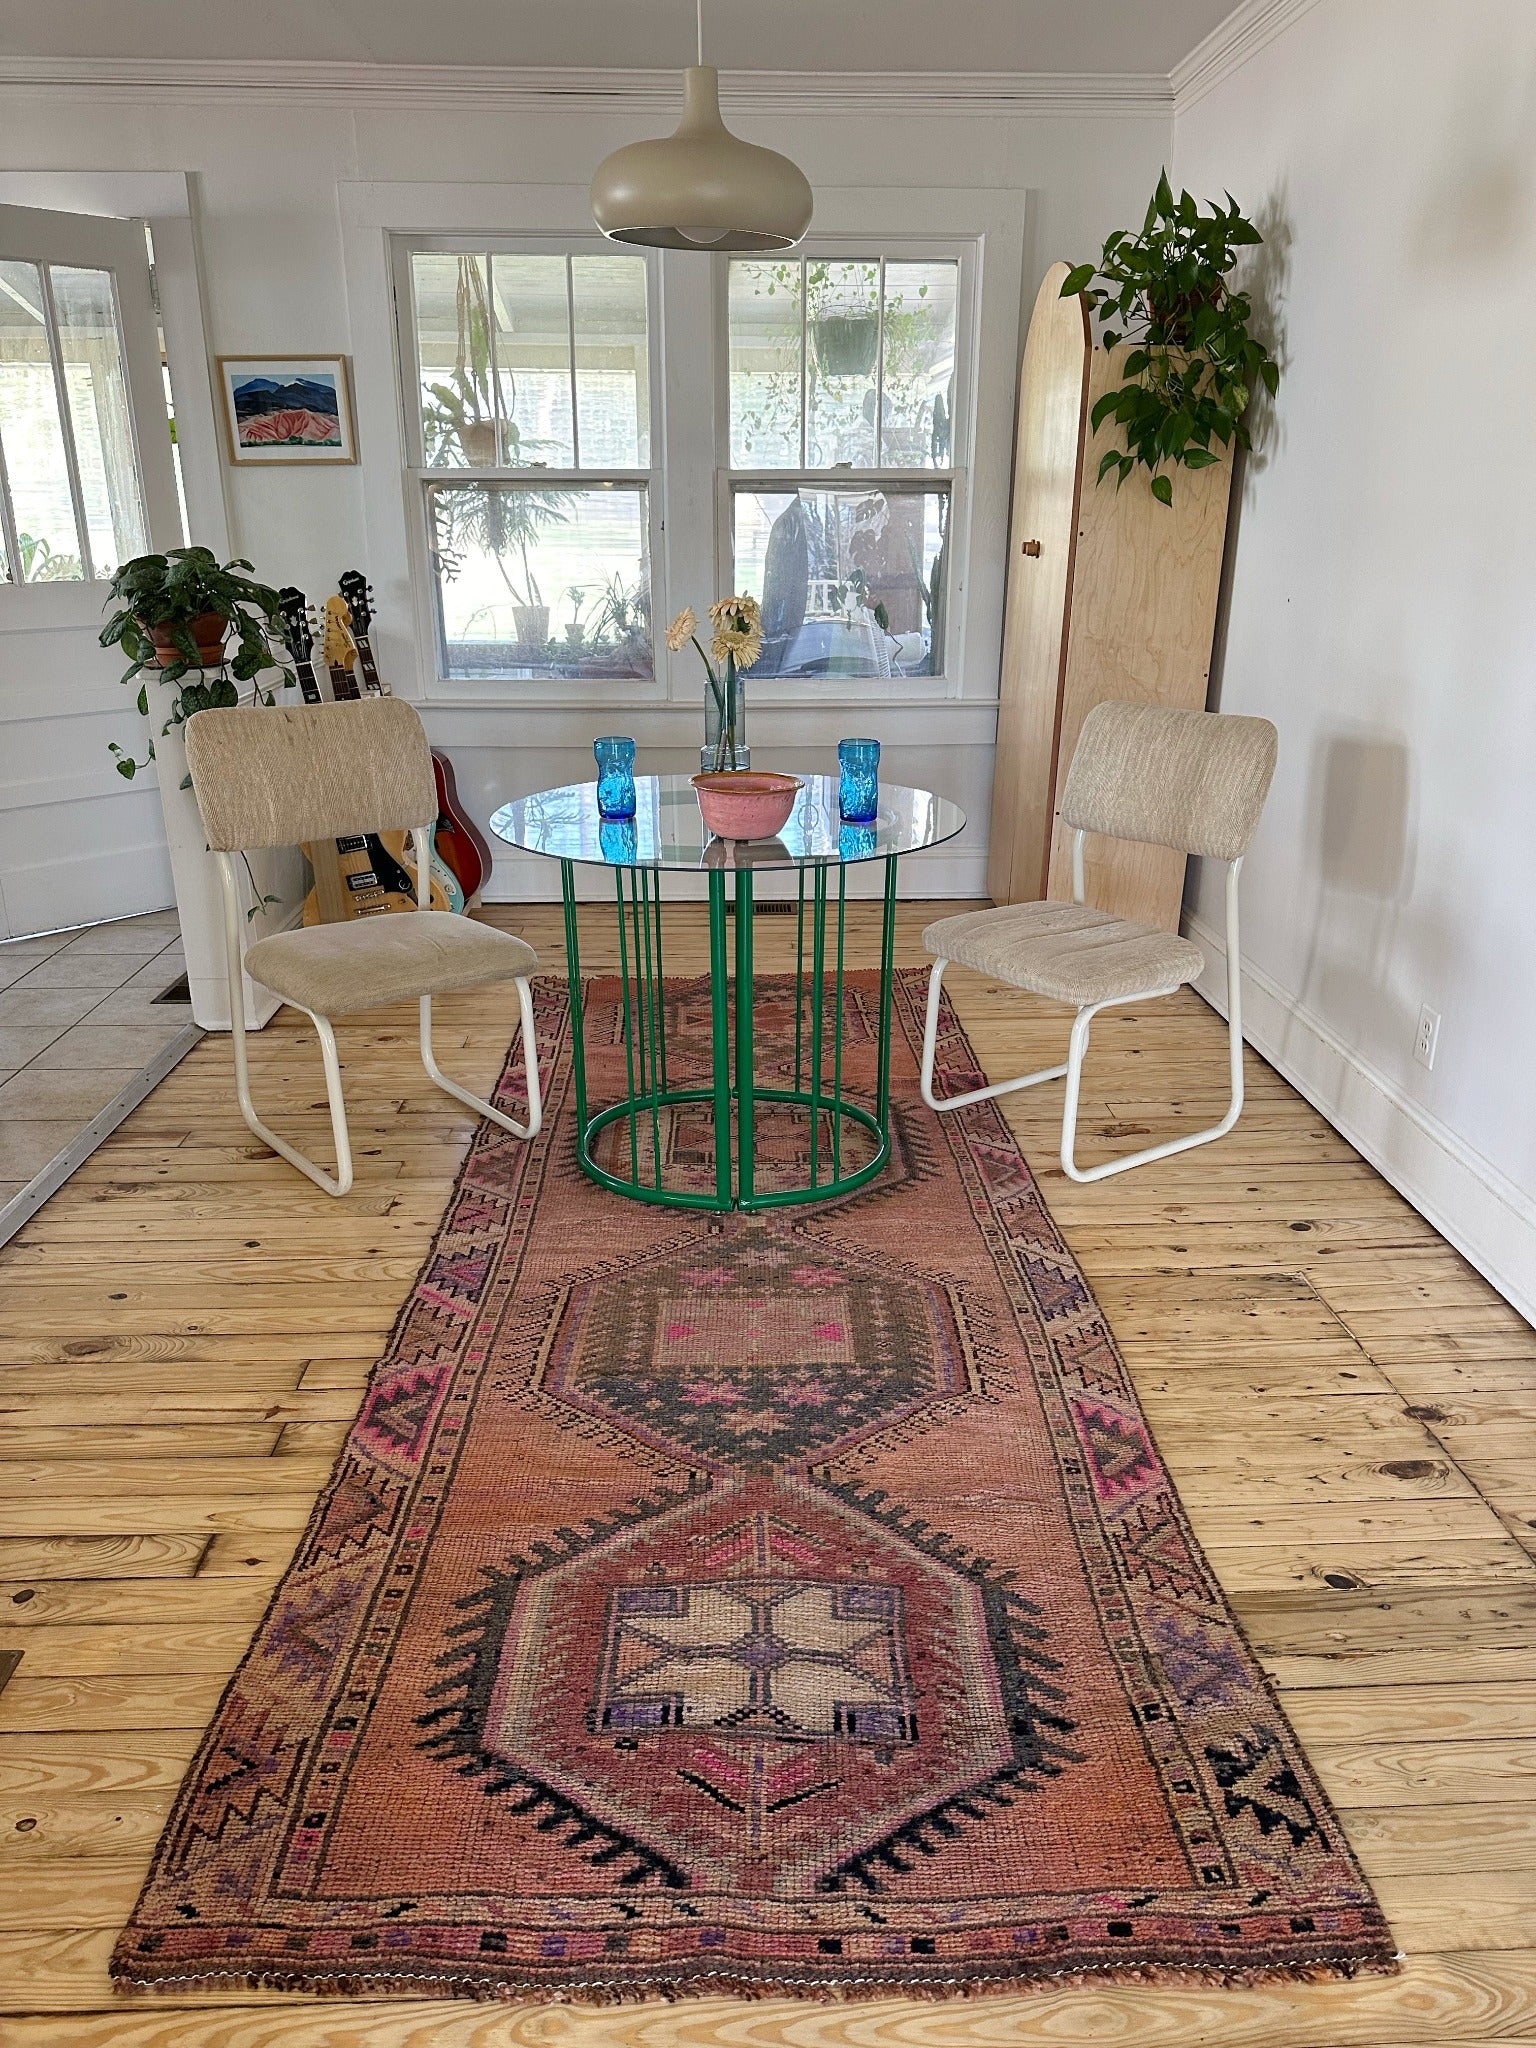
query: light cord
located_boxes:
[696,0,704,65]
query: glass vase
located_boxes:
[702,655,749,773]
[594,735,637,819]
[838,737,880,822]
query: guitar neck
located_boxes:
[353,635,388,697]
[327,661,364,703]
[293,657,325,707]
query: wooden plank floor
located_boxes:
[2,900,1534,2046]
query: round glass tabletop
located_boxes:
[491,773,966,871]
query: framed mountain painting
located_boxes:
[216,354,357,464]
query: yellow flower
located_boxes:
[708,594,764,672]
[665,605,697,652]
[708,595,761,631]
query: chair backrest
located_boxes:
[184,698,438,853]
[1059,700,1277,861]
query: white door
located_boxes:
[0,201,184,938]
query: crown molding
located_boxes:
[1171,0,1327,113]
[0,56,1172,120]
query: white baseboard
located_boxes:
[1185,910,1536,1327]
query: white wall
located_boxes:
[0,72,1172,914]
[1174,0,1536,1317]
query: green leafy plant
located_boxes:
[100,546,292,780]
[14,531,83,582]
[585,573,651,653]
[1062,171,1279,506]
[432,485,570,614]
[420,256,547,469]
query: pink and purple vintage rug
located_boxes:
[114,971,1395,2003]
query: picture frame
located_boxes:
[215,354,357,465]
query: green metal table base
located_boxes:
[559,854,900,1211]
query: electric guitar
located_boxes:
[276,588,420,925]
[319,599,465,916]
[337,569,495,902]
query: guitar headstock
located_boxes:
[322,593,359,677]
[277,586,313,664]
[338,569,374,639]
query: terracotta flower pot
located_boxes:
[459,422,497,466]
[148,612,228,669]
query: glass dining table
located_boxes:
[490,773,966,1212]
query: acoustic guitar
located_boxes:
[275,588,420,925]
[318,598,464,917]
[337,570,496,903]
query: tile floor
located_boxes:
[0,909,189,1205]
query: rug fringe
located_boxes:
[110,1949,1402,2008]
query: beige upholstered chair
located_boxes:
[185,698,540,1197]
[922,700,1277,1182]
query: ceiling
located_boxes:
[1,0,1245,77]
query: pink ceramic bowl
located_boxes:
[692,770,801,841]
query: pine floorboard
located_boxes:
[0,900,1532,2045]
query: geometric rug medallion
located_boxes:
[114,971,1397,2003]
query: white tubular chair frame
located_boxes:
[920,828,1246,1183]
[216,824,541,1198]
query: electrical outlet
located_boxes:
[1414,1005,1441,1071]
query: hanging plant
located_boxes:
[811,313,879,380]
[1061,171,1279,506]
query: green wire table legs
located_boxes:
[559,855,900,1211]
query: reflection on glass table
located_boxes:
[491,774,963,871]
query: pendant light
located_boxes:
[590,0,813,252]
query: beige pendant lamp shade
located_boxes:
[591,61,813,253]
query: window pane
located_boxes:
[52,265,148,577]
[572,255,648,468]
[732,484,948,679]
[0,259,83,581]
[488,253,573,467]
[428,481,652,681]
[880,262,957,469]
[806,261,879,469]
[729,259,802,467]
[413,251,490,468]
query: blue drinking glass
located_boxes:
[838,737,880,823]
[595,735,637,820]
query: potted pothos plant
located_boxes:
[1062,172,1279,506]
[101,545,292,779]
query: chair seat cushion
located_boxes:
[246,912,538,1017]
[922,901,1203,1007]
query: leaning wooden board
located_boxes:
[985,262,1090,915]
[989,263,1235,932]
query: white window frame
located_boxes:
[391,231,667,702]
[715,235,977,704]
[346,183,1023,726]
[0,201,181,618]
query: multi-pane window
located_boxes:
[728,257,959,681]
[0,259,148,583]
[405,249,654,682]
